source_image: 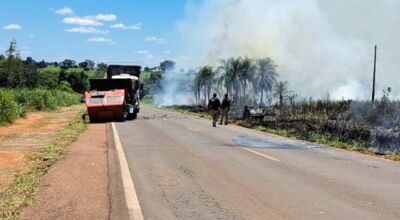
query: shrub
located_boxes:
[12,89,81,111]
[0,90,18,124]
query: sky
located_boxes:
[0,0,188,67]
[1,0,399,99]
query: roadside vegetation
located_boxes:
[0,107,87,219]
[156,56,399,160]
[0,39,107,125]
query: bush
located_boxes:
[12,89,81,111]
[0,90,18,124]
[0,88,81,125]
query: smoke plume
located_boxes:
[175,0,400,100]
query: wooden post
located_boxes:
[372,45,377,102]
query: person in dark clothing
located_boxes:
[208,93,221,127]
[220,93,231,125]
[243,105,251,120]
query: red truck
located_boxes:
[84,65,142,122]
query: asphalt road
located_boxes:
[114,107,400,220]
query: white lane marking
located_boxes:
[242,148,280,162]
[112,123,144,220]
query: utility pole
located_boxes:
[372,45,377,102]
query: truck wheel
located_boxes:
[126,112,137,120]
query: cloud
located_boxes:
[111,23,142,30]
[55,7,74,15]
[4,24,22,30]
[93,14,117,22]
[87,37,115,44]
[134,50,149,54]
[63,16,103,26]
[163,50,171,54]
[66,27,109,34]
[133,50,154,58]
[146,54,155,59]
[145,36,167,44]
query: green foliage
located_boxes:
[12,89,81,111]
[0,90,18,125]
[65,69,89,93]
[0,40,91,93]
[141,71,163,96]
[0,89,81,125]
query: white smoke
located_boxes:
[153,70,196,107]
[175,0,400,100]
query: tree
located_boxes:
[97,62,108,71]
[65,69,89,93]
[239,57,256,98]
[60,59,76,69]
[23,57,36,66]
[22,63,40,88]
[6,39,18,61]
[229,57,243,100]
[37,60,48,68]
[160,60,175,72]
[217,58,233,95]
[273,81,289,111]
[79,59,95,70]
[256,57,278,106]
[147,71,163,93]
[196,66,215,103]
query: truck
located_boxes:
[84,65,142,123]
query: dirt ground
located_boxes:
[0,105,81,192]
[21,124,109,220]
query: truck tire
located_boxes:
[126,112,137,120]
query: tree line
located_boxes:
[0,40,108,93]
[194,57,290,108]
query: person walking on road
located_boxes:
[208,93,221,127]
[220,93,231,125]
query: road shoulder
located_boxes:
[21,124,109,220]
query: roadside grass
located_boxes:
[0,107,87,220]
[168,107,211,119]
[388,154,400,162]
[141,96,156,107]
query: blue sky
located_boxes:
[0,0,189,67]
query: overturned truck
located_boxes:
[84,65,142,122]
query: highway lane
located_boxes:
[114,107,400,220]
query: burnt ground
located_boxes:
[0,106,81,192]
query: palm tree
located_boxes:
[229,57,243,100]
[217,58,233,95]
[239,57,255,98]
[196,66,216,103]
[273,80,289,111]
[256,57,278,106]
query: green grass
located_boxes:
[0,89,81,125]
[0,108,87,220]
[141,96,155,107]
